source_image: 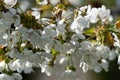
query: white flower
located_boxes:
[0,8,20,32]
[17,27,29,41]
[28,30,41,48]
[79,43,108,70]
[32,8,40,20]
[85,7,99,23]
[39,61,58,76]
[98,5,113,23]
[79,41,94,50]
[3,33,8,40]
[59,56,68,64]
[79,62,89,73]
[0,2,117,79]
[40,26,57,49]
[80,5,88,11]
[94,59,109,73]
[29,52,45,67]
[94,66,102,73]
[49,0,60,5]
[0,61,6,72]
[9,59,23,72]
[61,69,79,80]
[6,49,22,59]
[78,34,86,40]
[0,73,22,80]
[71,16,89,34]
[52,40,63,52]
[70,34,79,46]
[86,5,92,14]
[37,0,48,5]
[118,55,120,64]
[78,5,88,15]
[68,0,84,7]
[0,74,13,80]
[84,5,113,23]
[96,45,110,59]
[58,19,65,25]
[41,25,57,40]
[118,55,120,70]
[112,33,120,48]
[18,27,41,47]
[4,0,17,9]
[108,50,117,61]
[66,49,75,54]
[12,73,22,80]
[56,20,67,40]
[100,59,109,72]
[78,41,110,72]
[60,43,74,55]
[21,43,26,47]
[9,59,33,73]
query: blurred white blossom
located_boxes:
[0,1,120,80]
[0,73,22,80]
[61,69,79,80]
[32,8,40,20]
[4,0,17,9]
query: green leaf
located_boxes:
[51,48,60,56]
[36,0,43,3]
[84,28,96,36]
[57,3,66,10]
[106,24,117,32]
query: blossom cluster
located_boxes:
[0,0,120,80]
